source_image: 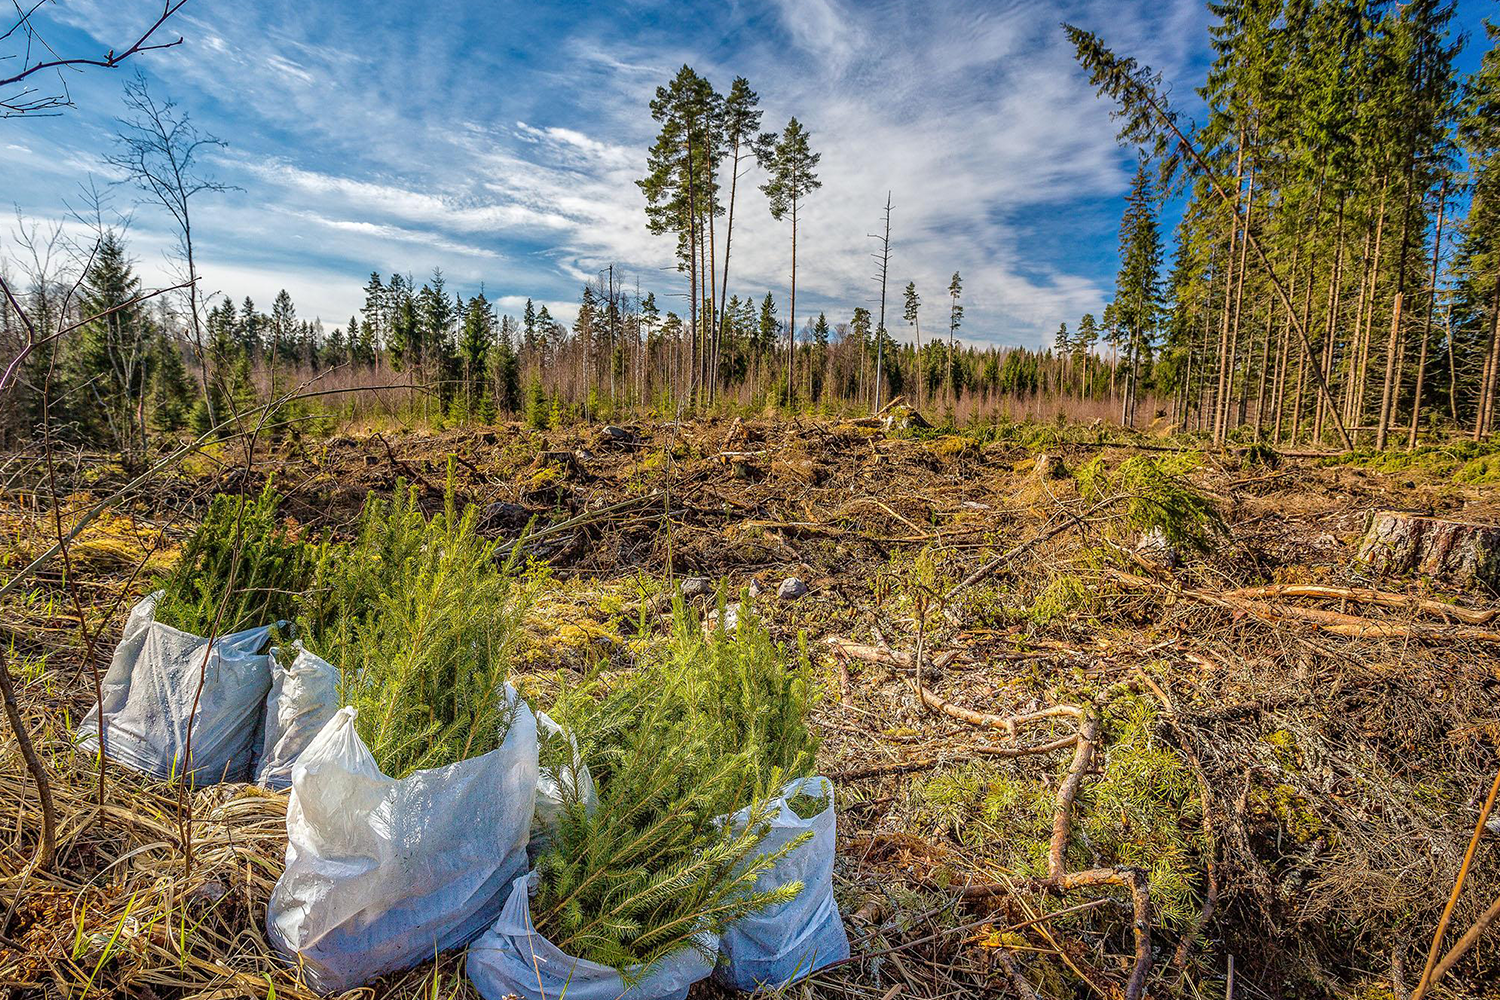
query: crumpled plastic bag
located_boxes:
[253,642,338,791]
[466,871,717,1000]
[530,709,597,856]
[714,775,850,990]
[266,687,538,992]
[76,591,277,785]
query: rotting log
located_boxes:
[1358,511,1500,592]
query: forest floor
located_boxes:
[2,411,1499,999]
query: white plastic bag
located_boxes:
[531,709,596,855]
[76,591,277,785]
[267,688,538,993]
[466,871,717,1000]
[254,642,338,791]
[715,775,849,990]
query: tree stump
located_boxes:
[1034,452,1069,480]
[1357,511,1500,592]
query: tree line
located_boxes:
[1070,0,1500,449]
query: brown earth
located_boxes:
[2,415,1499,999]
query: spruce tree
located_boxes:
[149,330,193,432]
[1114,163,1164,427]
[65,230,151,459]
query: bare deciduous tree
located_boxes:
[0,0,190,118]
[106,71,234,426]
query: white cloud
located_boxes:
[11,0,1216,347]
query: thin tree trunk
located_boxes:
[1213,136,1247,446]
[1345,226,1375,432]
[1377,169,1418,451]
[0,649,55,871]
[1376,292,1404,450]
[1477,274,1500,440]
[1408,183,1446,449]
[1223,168,1256,439]
[685,131,699,409]
[1314,205,1346,443]
[788,196,798,404]
[1354,178,1391,441]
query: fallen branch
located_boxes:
[1106,569,1500,645]
[1038,867,1152,1000]
[1050,711,1101,878]
[1411,766,1500,1000]
[827,637,1082,737]
[1221,583,1495,625]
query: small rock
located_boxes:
[680,576,712,598]
[1487,815,1500,838]
[748,578,765,599]
[574,448,597,462]
[706,601,742,634]
[778,577,808,600]
[600,424,631,442]
[187,880,227,906]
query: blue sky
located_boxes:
[2,0,1494,348]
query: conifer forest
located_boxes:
[4,3,1500,1000]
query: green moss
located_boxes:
[1248,782,1332,847]
[1455,453,1500,484]
[1263,728,1304,769]
[1028,574,1092,626]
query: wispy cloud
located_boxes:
[8,0,1228,345]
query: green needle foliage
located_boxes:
[1076,453,1223,552]
[533,684,805,977]
[532,596,819,975]
[311,479,540,777]
[155,481,330,636]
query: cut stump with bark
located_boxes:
[1358,511,1500,592]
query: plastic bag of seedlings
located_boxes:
[530,709,597,856]
[466,871,718,1000]
[714,775,849,990]
[76,591,278,785]
[266,686,538,993]
[253,642,338,791]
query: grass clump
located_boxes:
[530,598,820,976]
[1075,453,1223,552]
[155,481,329,635]
[310,480,540,777]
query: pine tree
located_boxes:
[947,271,964,403]
[714,77,765,349]
[641,65,718,404]
[760,117,822,397]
